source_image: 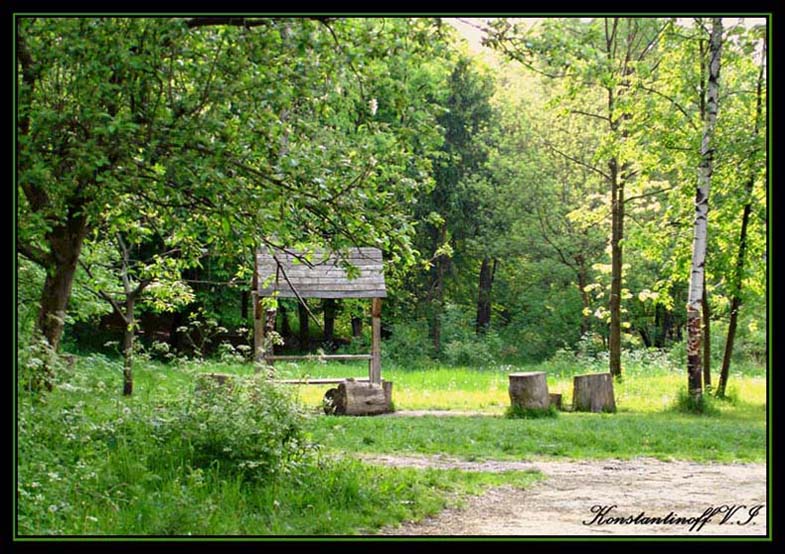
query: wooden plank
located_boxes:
[275,377,370,385]
[258,259,383,269]
[255,247,386,300]
[265,354,372,361]
[259,272,384,284]
[256,249,382,266]
[257,290,387,299]
[259,280,383,291]
[260,268,383,279]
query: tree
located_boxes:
[686,18,723,402]
[79,231,195,395]
[17,17,450,387]
[411,55,496,351]
[717,29,766,398]
[485,17,667,377]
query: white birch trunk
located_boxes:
[687,18,723,399]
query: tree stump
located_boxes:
[323,380,393,416]
[572,373,616,413]
[549,393,563,411]
[508,372,550,411]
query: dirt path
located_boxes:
[360,454,767,536]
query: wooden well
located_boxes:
[252,246,391,414]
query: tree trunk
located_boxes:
[476,256,495,334]
[279,304,291,341]
[370,298,382,384]
[702,275,711,389]
[687,18,723,402]
[718,36,764,399]
[122,301,135,396]
[298,301,309,349]
[608,157,624,379]
[241,290,249,321]
[654,303,672,348]
[719,295,742,398]
[431,223,448,352]
[36,214,89,354]
[351,316,363,338]
[252,274,265,365]
[323,299,337,345]
[170,310,183,351]
[577,262,591,337]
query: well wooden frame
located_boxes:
[253,247,386,384]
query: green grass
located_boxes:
[16,354,543,536]
[263,358,765,417]
[307,411,764,463]
[260,357,765,463]
[19,455,540,536]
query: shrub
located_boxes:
[442,333,501,367]
[671,389,719,416]
[149,376,312,481]
[382,320,434,366]
[505,404,559,419]
[440,303,501,367]
[17,332,67,394]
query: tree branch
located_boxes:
[317,18,366,102]
[541,138,611,181]
[17,238,52,268]
[185,17,272,29]
[570,109,611,123]
[624,186,675,204]
[78,260,129,322]
[269,251,321,327]
[625,83,698,130]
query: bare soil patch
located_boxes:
[360,453,767,536]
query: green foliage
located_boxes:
[441,303,502,367]
[17,332,67,394]
[381,320,434,366]
[149,377,310,482]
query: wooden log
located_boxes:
[382,380,393,408]
[323,380,393,416]
[549,393,563,411]
[370,298,382,384]
[572,373,616,413]
[323,387,342,415]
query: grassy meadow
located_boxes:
[16,351,766,535]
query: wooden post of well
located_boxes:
[370,297,382,384]
[252,269,265,372]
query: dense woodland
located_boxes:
[18,17,767,398]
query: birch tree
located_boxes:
[686,18,723,402]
